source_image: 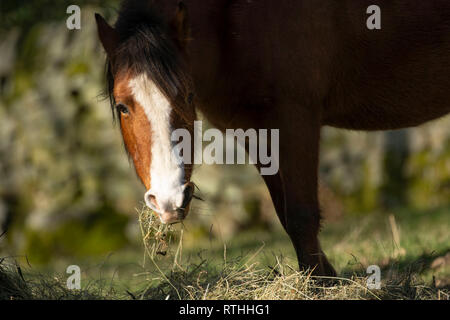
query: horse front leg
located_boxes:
[283,197,336,277]
[268,171,336,277]
[259,109,336,277]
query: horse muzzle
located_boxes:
[145,183,194,225]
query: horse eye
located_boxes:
[116,104,129,115]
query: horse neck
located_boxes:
[151,1,245,128]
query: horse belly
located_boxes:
[323,101,450,131]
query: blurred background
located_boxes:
[0,1,448,276]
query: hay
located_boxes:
[138,206,176,260]
[0,207,446,300]
[135,207,448,300]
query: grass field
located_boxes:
[1,206,448,300]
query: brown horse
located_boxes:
[95,0,450,276]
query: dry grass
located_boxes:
[1,253,446,300]
[137,252,448,300]
[0,207,448,300]
[0,260,109,300]
[135,207,448,300]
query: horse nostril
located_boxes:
[181,184,194,209]
[145,193,159,211]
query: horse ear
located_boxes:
[171,2,191,49]
[95,13,119,57]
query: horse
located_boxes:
[95,0,450,276]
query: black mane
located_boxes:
[104,0,192,121]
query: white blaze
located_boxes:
[129,74,185,212]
